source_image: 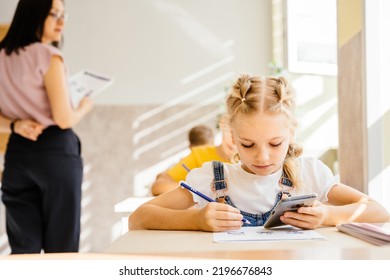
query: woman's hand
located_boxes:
[280,200,329,229]
[195,202,244,232]
[78,96,94,113]
[13,119,44,141]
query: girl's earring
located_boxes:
[233,153,240,163]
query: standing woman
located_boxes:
[0,0,93,254]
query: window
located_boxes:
[286,0,337,75]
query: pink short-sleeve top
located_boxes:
[0,42,68,127]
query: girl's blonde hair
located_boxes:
[225,73,303,189]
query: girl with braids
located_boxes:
[129,74,389,232]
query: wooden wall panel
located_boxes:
[337,31,367,192]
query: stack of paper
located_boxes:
[336,222,390,246]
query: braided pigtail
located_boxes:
[283,143,303,189]
[268,77,296,117]
[226,73,262,122]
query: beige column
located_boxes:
[337,0,367,192]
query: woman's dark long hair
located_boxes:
[0,0,61,55]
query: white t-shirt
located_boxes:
[185,157,339,215]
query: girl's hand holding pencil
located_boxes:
[196,203,245,232]
[180,181,251,231]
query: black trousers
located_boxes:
[1,126,83,254]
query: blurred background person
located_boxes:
[188,124,214,148]
[0,0,93,254]
[151,120,237,196]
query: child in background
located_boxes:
[151,123,237,196]
[131,74,389,231]
[188,124,214,148]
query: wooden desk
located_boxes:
[105,227,390,259]
[0,252,186,260]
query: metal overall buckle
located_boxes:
[279,176,293,199]
[211,179,228,203]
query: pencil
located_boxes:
[181,163,191,172]
[180,181,251,225]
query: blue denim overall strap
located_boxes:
[212,161,228,203]
[211,161,293,227]
[279,170,293,197]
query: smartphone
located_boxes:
[263,193,318,229]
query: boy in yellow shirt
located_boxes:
[151,124,237,195]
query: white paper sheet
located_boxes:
[213,226,326,243]
[69,70,114,108]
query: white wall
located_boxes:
[365,0,390,211]
[63,0,272,105]
[0,0,17,22]
[1,0,272,105]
